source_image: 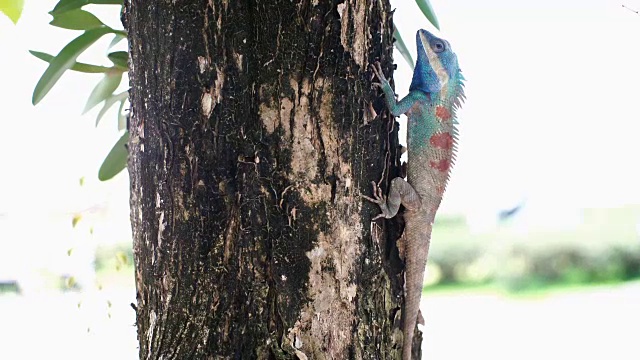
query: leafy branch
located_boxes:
[30,0,128,181]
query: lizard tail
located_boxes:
[402,216,432,360]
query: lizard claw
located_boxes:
[360,193,381,204]
[360,181,386,206]
[370,61,388,88]
[361,181,390,221]
[371,213,386,221]
[371,62,385,81]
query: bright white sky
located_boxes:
[392,0,640,213]
[0,0,639,219]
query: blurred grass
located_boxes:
[426,204,640,292]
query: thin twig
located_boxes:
[622,4,639,15]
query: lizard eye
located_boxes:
[431,40,446,53]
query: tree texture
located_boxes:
[126,1,410,358]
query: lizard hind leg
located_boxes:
[362,177,422,220]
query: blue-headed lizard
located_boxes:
[364,29,465,359]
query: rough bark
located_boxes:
[126,0,409,358]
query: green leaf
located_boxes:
[111,29,127,37]
[50,9,104,30]
[84,71,123,113]
[32,27,114,105]
[117,98,127,130]
[108,33,126,49]
[93,0,123,4]
[51,0,88,15]
[415,0,440,30]
[116,251,128,265]
[51,0,123,15]
[0,0,24,24]
[96,91,128,126]
[30,50,112,73]
[393,27,414,70]
[107,51,128,70]
[72,214,82,228]
[99,131,128,181]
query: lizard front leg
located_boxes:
[371,62,417,117]
[362,178,421,220]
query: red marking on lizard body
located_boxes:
[429,159,450,173]
[435,106,451,121]
[429,132,454,150]
[406,101,423,118]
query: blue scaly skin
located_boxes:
[364,29,464,359]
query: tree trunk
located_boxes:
[125,0,410,358]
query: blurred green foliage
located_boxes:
[0,282,20,293]
[0,0,24,24]
[426,205,640,292]
[94,243,134,289]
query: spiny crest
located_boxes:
[452,72,466,109]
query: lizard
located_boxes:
[363,29,465,359]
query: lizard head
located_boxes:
[410,29,461,95]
